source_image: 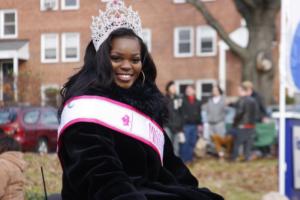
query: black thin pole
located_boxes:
[41,166,48,200]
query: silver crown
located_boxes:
[91,0,143,51]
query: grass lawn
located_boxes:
[24,153,278,200]
[189,158,278,200]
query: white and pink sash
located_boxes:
[58,95,165,164]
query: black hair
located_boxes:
[0,136,21,154]
[165,80,175,93]
[58,28,157,117]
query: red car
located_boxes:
[0,106,59,153]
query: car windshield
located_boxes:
[0,109,16,124]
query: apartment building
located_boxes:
[0,0,254,106]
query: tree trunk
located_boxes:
[242,7,276,104]
[242,56,274,104]
[188,0,280,104]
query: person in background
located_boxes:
[242,81,268,122]
[243,80,273,157]
[164,81,184,156]
[231,83,257,161]
[0,101,4,108]
[0,136,26,200]
[203,85,232,160]
[180,85,202,163]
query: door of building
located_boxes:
[0,61,14,103]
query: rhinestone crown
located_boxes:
[91,0,143,51]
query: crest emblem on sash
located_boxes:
[122,114,130,126]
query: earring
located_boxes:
[141,70,145,85]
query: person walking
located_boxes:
[164,81,184,156]
[57,1,223,199]
[0,137,26,200]
[180,85,202,163]
[242,81,268,122]
[231,83,257,161]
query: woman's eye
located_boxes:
[110,56,122,62]
[132,58,141,64]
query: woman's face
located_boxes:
[168,84,176,95]
[110,37,142,89]
[185,86,195,96]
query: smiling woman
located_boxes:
[56,0,223,200]
[110,37,142,89]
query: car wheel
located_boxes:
[37,138,48,154]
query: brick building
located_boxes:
[0,0,276,106]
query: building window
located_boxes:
[173,0,186,3]
[142,29,152,52]
[174,27,194,57]
[196,79,216,101]
[0,10,17,38]
[41,33,59,63]
[61,33,80,62]
[196,25,217,56]
[61,0,80,10]
[40,0,58,11]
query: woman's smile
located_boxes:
[115,73,134,82]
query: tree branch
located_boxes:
[187,0,248,59]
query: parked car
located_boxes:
[0,106,59,153]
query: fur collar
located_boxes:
[85,82,168,126]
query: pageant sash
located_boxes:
[58,95,165,164]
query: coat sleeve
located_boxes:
[0,161,9,198]
[58,122,147,200]
[162,136,225,200]
[162,136,199,187]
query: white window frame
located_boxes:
[174,27,194,58]
[196,25,217,57]
[196,79,216,100]
[61,32,80,62]
[41,84,59,106]
[40,0,59,11]
[0,10,18,39]
[173,0,186,3]
[142,29,152,52]
[41,33,59,63]
[61,0,80,10]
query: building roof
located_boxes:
[0,40,29,60]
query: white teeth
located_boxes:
[117,74,132,81]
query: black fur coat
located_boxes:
[58,82,223,200]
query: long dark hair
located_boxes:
[58,28,158,117]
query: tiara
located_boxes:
[91,0,143,51]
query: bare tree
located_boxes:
[188,0,280,104]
